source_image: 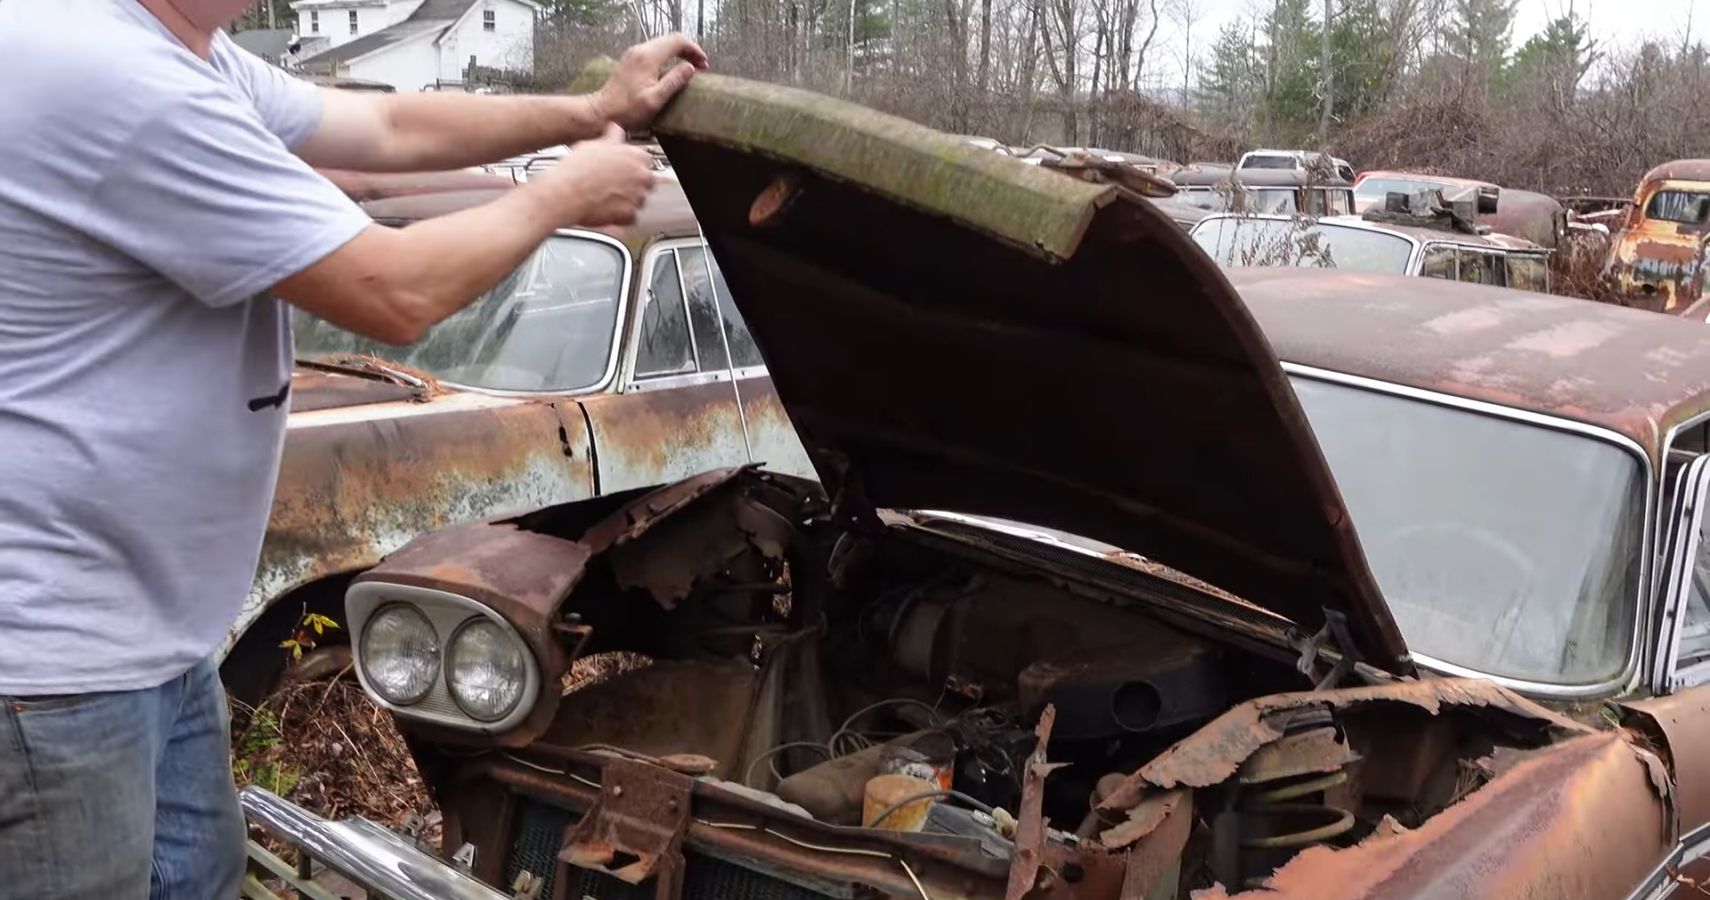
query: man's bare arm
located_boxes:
[295,34,707,173]
[274,132,654,344]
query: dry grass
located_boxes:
[230,674,437,841]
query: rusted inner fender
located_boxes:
[1100,678,1589,809]
[1192,730,1669,899]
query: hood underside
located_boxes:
[653,76,1410,674]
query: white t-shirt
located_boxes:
[0,0,372,693]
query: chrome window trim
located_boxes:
[625,238,707,387]
[1283,362,1656,699]
[404,228,633,399]
[347,582,542,735]
[1654,455,1710,692]
[621,239,770,392]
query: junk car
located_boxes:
[1606,159,1710,315]
[1172,164,1356,219]
[223,173,810,703]
[1189,211,1551,292]
[1353,171,1570,251]
[244,77,1710,899]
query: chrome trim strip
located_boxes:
[1284,362,1656,699]
[241,787,510,900]
[429,228,634,399]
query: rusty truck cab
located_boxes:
[1607,159,1710,313]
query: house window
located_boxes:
[483,10,496,31]
[309,10,319,32]
[349,9,359,34]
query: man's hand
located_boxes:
[529,125,656,227]
[594,33,710,130]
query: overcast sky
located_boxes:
[1148,0,1710,92]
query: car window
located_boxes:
[1192,217,1414,273]
[1457,248,1502,286]
[703,251,762,368]
[1177,188,1231,212]
[1302,190,1328,217]
[293,234,625,392]
[634,244,763,379]
[1507,255,1550,293]
[1251,189,1299,215]
[1646,189,1710,225]
[1327,190,1354,216]
[635,249,696,379]
[1678,506,1710,670]
[1421,245,1457,280]
[1243,154,1297,170]
[1293,376,1645,685]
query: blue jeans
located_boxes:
[0,659,245,899]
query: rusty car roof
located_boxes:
[1229,267,1710,455]
[1640,159,1710,186]
[355,178,701,248]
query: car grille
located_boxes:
[504,798,841,900]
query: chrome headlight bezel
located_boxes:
[346,582,542,734]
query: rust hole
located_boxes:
[749,176,801,228]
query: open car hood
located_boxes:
[654,77,1411,675]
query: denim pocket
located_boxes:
[5,692,111,714]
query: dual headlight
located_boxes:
[350,586,539,731]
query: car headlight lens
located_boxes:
[446,619,528,722]
[359,605,440,705]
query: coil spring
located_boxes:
[1237,767,1356,888]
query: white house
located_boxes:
[291,0,540,91]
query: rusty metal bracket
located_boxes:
[559,758,693,900]
[1006,704,1066,900]
[1292,609,1358,691]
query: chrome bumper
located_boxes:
[240,787,511,900]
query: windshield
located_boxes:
[1192,217,1414,273]
[1646,189,1710,226]
[294,234,626,392]
[1291,376,1645,684]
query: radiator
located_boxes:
[504,798,842,900]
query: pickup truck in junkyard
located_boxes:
[242,77,1710,900]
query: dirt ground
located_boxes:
[229,665,439,844]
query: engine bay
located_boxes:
[376,471,1585,899]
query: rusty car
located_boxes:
[1172,164,1356,219]
[221,173,811,703]
[240,76,1710,900]
[1354,170,1573,252]
[1605,159,1710,315]
[1188,210,1552,292]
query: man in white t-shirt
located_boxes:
[0,0,706,896]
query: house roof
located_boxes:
[230,28,295,59]
[299,18,452,68]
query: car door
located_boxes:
[577,239,812,492]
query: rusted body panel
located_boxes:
[1607,162,1710,313]
[578,383,752,494]
[1199,730,1669,899]
[1624,686,1710,830]
[1230,267,1710,460]
[240,393,596,648]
